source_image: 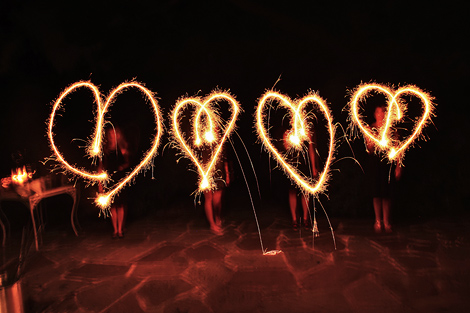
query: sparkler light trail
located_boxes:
[171,91,240,192]
[348,83,435,161]
[194,102,216,146]
[48,81,163,209]
[255,91,336,195]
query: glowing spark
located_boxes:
[200,177,210,190]
[204,131,215,143]
[97,195,110,207]
[48,81,163,209]
[348,83,435,161]
[171,91,240,191]
[255,91,335,195]
[289,134,300,146]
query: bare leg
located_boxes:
[212,190,223,227]
[373,197,383,233]
[116,205,125,237]
[110,206,118,237]
[382,198,392,233]
[204,191,222,235]
[288,189,298,224]
[301,195,309,223]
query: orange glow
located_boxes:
[348,83,434,161]
[255,91,335,195]
[11,166,32,185]
[171,91,240,191]
[1,177,11,189]
[48,81,163,209]
[263,250,282,256]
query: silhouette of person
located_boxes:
[283,129,318,230]
[365,105,402,233]
[100,126,130,238]
[201,141,231,236]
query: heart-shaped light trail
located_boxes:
[171,91,240,192]
[348,83,434,161]
[256,91,336,195]
[48,81,163,209]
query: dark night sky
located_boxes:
[0,0,468,217]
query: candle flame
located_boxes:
[11,166,32,185]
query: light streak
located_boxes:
[227,135,281,255]
[194,102,216,146]
[171,91,240,192]
[255,91,335,195]
[48,81,108,181]
[48,81,163,209]
[348,83,434,161]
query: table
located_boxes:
[0,190,29,247]
[0,185,79,250]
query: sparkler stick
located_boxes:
[171,91,240,192]
[255,91,335,195]
[348,83,434,161]
[48,81,163,209]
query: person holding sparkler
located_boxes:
[201,144,231,236]
[283,129,318,231]
[366,105,402,233]
[100,126,130,239]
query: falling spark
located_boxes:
[227,135,281,255]
[48,81,163,209]
[171,91,240,192]
[348,83,435,161]
[255,91,335,195]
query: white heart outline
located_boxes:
[349,83,434,160]
[171,91,240,191]
[256,91,335,195]
[48,81,163,208]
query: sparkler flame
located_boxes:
[348,83,434,161]
[171,91,240,192]
[48,81,163,209]
[255,91,335,195]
